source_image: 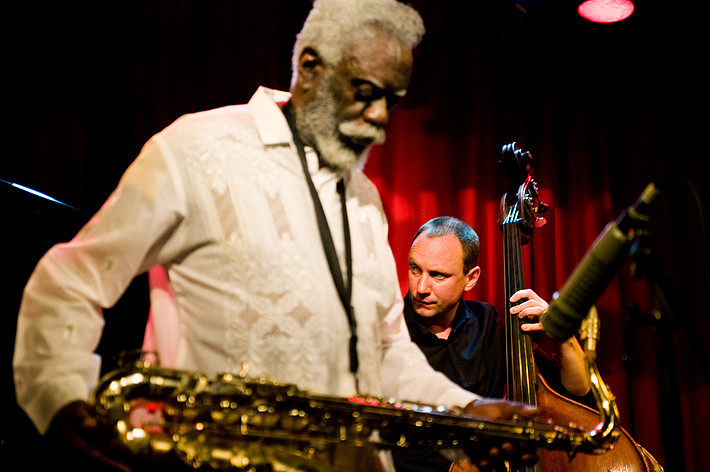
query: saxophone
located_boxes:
[90,333,622,472]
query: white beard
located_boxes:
[296,76,386,174]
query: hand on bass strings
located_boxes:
[509,288,548,332]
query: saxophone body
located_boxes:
[90,347,621,471]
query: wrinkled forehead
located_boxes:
[335,27,413,92]
[409,234,465,270]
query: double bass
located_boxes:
[493,142,662,471]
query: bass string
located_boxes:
[503,219,537,406]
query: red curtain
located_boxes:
[2,1,707,470]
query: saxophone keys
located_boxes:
[280,409,310,432]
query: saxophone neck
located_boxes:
[579,306,622,451]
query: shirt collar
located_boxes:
[248,86,293,146]
[248,86,350,184]
[403,293,472,341]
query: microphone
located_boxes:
[541,182,662,341]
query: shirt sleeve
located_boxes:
[12,137,186,434]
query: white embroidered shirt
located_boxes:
[14,87,478,435]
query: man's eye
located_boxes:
[356,86,377,101]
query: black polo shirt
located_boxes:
[392,294,506,472]
[403,293,506,398]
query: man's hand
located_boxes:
[463,397,536,421]
[509,288,549,332]
[509,288,590,396]
[45,400,132,472]
[459,398,539,471]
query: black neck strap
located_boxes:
[282,101,358,377]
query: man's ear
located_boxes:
[297,48,323,84]
[464,266,481,292]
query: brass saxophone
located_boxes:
[90,330,622,472]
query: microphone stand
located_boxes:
[629,230,710,471]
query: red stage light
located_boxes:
[578,0,635,23]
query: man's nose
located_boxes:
[416,274,432,294]
[363,97,389,127]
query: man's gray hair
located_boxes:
[413,216,480,274]
[291,0,425,86]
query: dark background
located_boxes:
[1,1,708,470]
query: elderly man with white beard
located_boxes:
[13,1,537,470]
